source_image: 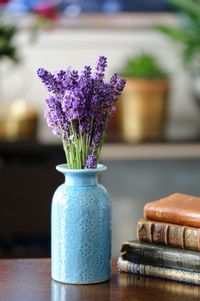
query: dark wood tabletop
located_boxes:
[1,258,200,301]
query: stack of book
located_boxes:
[118,193,200,285]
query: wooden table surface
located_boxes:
[1,258,200,301]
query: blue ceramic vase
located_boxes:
[51,164,111,284]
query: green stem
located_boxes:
[78,119,86,166]
[63,140,71,169]
[70,121,82,169]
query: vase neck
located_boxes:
[56,164,107,187]
[64,173,98,186]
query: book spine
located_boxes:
[137,219,200,251]
[121,240,200,271]
[118,257,200,285]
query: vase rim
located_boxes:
[56,163,107,174]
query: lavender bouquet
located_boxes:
[37,56,126,169]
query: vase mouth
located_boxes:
[56,164,107,174]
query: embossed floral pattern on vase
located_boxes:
[51,164,111,284]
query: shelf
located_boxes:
[4,13,177,30]
[101,143,200,160]
[1,141,200,162]
[52,13,177,30]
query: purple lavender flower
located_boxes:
[81,65,92,80]
[94,56,107,81]
[110,73,118,87]
[37,68,60,94]
[85,154,97,169]
[37,56,126,169]
[116,78,126,95]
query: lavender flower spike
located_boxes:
[37,68,59,94]
[94,56,107,80]
[85,154,97,169]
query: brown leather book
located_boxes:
[137,219,200,251]
[144,193,200,228]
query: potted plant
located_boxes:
[0,23,18,63]
[0,23,19,139]
[155,0,200,109]
[120,53,169,143]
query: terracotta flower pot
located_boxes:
[106,100,123,142]
[121,78,169,143]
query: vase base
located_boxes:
[52,276,110,285]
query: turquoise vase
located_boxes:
[51,164,111,284]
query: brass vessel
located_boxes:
[121,79,169,143]
[4,99,38,141]
[106,100,123,142]
[0,117,5,140]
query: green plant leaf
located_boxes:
[170,0,200,20]
[0,23,18,63]
[120,53,168,79]
[154,0,200,66]
[154,24,190,42]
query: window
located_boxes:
[7,0,172,14]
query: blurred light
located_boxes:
[7,0,29,13]
[102,0,122,13]
[64,4,81,17]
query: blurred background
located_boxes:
[0,0,200,258]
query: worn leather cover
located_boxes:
[137,218,200,251]
[120,240,200,272]
[118,256,200,285]
[144,193,200,227]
